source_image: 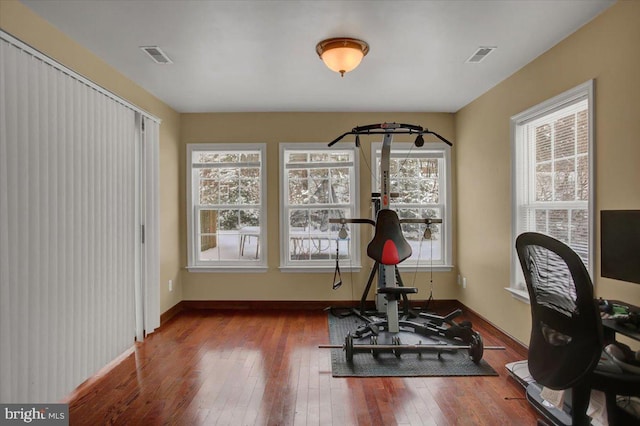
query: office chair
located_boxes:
[515,232,640,425]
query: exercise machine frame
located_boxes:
[326,123,493,364]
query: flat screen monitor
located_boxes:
[600,210,640,284]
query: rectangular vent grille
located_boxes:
[466,46,496,63]
[140,46,173,64]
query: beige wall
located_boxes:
[0,0,183,313]
[455,1,640,344]
[180,112,459,301]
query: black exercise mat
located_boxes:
[327,312,498,377]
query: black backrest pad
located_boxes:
[515,232,603,390]
[367,210,412,265]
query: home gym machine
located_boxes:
[320,123,503,364]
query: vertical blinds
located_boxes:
[0,32,159,403]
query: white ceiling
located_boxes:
[21,0,614,113]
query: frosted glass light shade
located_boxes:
[316,38,369,77]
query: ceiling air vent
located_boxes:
[466,46,496,63]
[140,46,173,64]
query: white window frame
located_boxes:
[371,142,453,270]
[279,143,360,272]
[509,80,595,301]
[187,143,267,272]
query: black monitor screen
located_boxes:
[600,210,640,284]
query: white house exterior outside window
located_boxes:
[371,142,452,269]
[279,144,359,271]
[187,144,267,271]
[510,81,594,298]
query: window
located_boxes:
[187,144,267,270]
[511,81,594,296]
[280,144,359,270]
[371,142,452,269]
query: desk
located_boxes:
[601,299,640,344]
[520,300,640,424]
[511,299,640,426]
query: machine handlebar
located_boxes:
[327,122,452,147]
[329,218,442,226]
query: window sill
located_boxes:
[279,265,362,273]
[396,264,453,272]
[504,287,530,304]
[186,265,268,273]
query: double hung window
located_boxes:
[511,81,594,295]
[187,144,267,270]
[280,144,359,270]
[371,142,452,269]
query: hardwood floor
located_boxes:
[67,307,539,425]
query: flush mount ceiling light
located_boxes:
[316,38,369,77]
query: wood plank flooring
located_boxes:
[67,307,539,425]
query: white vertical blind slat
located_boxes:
[29,50,42,401]
[144,118,161,333]
[16,46,30,403]
[36,56,47,399]
[0,37,15,403]
[81,80,91,382]
[0,38,8,402]
[0,33,155,403]
[94,91,103,373]
[134,114,144,342]
[44,61,54,399]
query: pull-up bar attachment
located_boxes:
[328,122,453,147]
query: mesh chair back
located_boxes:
[515,232,603,390]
